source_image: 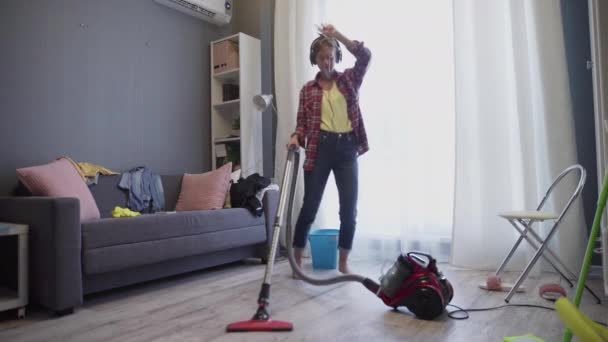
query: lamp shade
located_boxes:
[253,94,274,111]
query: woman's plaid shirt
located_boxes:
[294,41,372,171]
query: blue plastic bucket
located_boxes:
[308,229,339,270]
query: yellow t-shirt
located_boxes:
[320,81,352,133]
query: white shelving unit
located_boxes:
[210,32,263,177]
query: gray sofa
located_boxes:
[0,174,278,315]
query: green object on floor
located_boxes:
[503,334,545,342]
[556,297,608,342]
[563,171,608,342]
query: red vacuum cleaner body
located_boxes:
[371,251,454,320]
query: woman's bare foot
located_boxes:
[293,247,304,268]
[339,262,351,274]
[292,247,304,279]
[339,248,351,274]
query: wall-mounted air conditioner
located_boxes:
[154,0,232,26]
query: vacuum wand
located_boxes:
[225,150,301,332]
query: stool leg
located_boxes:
[505,239,548,302]
[506,218,569,302]
[519,219,577,276]
[510,220,574,287]
[496,235,525,276]
[495,219,528,276]
[515,220,600,302]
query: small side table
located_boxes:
[0,223,28,319]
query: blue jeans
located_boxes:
[118,166,165,213]
[293,130,358,250]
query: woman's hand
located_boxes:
[317,24,355,50]
[317,24,338,38]
[287,134,300,150]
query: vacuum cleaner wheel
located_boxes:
[405,287,444,320]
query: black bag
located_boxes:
[230,173,271,216]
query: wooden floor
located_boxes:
[0,256,606,342]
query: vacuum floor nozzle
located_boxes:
[226,319,293,332]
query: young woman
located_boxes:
[287,24,371,274]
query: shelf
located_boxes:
[213,99,240,112]
[215,137,240,144]
[214,68,240,82]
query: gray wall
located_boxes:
[232,0,275,177]
[0,0,231,195]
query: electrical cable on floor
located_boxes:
[446,303,608,327]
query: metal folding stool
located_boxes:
[495,164,601,303]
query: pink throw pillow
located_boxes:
[16,158,101,221]
[175,163,232,211]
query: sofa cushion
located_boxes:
[88,175,127,218]
[81,209,266,274]
[175,163,232,211]
[16,158,100,221]
[82,207,264,249]
[161,175,183,211]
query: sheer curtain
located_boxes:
[275,0,456,262]
[274,0,327,246]
[274,1,585,270]
[451,0,587,272]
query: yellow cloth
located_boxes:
[320,81,352,133]
[112,206,141,218]
[77,162,118,177]
[58,156,118,181]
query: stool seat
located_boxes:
[498,210,558,221]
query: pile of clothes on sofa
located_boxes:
[230,173,278,217]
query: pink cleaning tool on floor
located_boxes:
[538,283,567,301]
[478,275,526,292]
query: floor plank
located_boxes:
[0,256,606,342]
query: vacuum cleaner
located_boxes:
[226,149,454,332]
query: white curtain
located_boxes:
[274,0,326,246]
[451,0,587,272]
[273,0,585,272]
[274,0,455,262]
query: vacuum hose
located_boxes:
[278,149,453,321]
[281,148,379,290]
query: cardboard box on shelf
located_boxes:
[213,40,239,74]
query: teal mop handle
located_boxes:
[563,171,608,342]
